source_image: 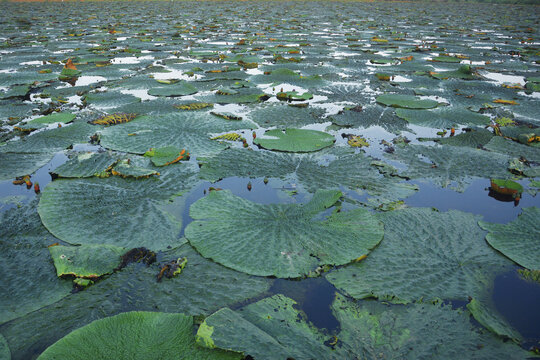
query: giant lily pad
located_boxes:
[253,128,335,153]
[148,81,198,97]
[395,107,490,128]
[185,189,383,278]
[37,312,241,360]
[326,208,513,303]
[376,94,440,109]
[0,243,270,359]
[49,244,125,279]
[0,334,9,360]
[479,207,540,270]
[17,112,76,131]
[38,161,198,250]
[52,152,119,178]
[99,113,252,157]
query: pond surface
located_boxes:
[0,0,539,359]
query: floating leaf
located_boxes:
[49,244,125,279]
[143,146,188,166]
[489,179,523,198]
[185,189,383,278]
[479,207,540,270]
[52,152,119,178]
[100,113,252,157]
[211,133,244,142]
[17,112,76,131]
[148,81,198,97]
[327,208,513,303]
[38,161,198,250]
[253,128,335,153]
[111,160,160,178]
[467,298,522,342]
[395,107,490,128]
[376,94,440,109]
[37,312,241,360]
[276,90,313,101]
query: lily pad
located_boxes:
[37,312,241,360]
[148,81,198,97]
[185,189,383,278]
[479,207,540,270]
[253,128,335,153]
[17,112,76,131]
[38,161,198,250]
[326,208,513,303]
[395,107,490,128]
[52,152,118,178]
[376,94,440,109]
[99,113,252,157]
[49,244,125,279]
[143,146,189,166]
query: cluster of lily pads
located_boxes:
[0,1,539,359]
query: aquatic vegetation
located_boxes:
[0,0,538,358]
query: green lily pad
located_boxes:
[111,159,160,178]
[327,208,513,303]
[430,65,478,80]
[431,55,462,63]
[59,67,81,80]
[276,91,313,101]
[0,85,30,99]
[52,152,118,178]
[38,161,198,250]
[185,189,383,278]
[0,152,55,181]
[148,81,198,97]
[100,113,251,157]
[17,112,76,131]
[253,128,335,153]
[197,295,333,359]
[376,94,440,109]
[484,136,540,163]
[467,298,522,342]
[37,312,241,360]
[143,146,189,166]
[395,107,490,128]
[420,128,494,148]
[479,207,540,270]
[49,244,125,278]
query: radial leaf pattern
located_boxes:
[185,189,383,277]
